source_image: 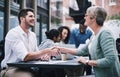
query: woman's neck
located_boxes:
[91,24,102,35]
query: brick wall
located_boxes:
[95,0,120,16]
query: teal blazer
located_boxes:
[77,28,120,77]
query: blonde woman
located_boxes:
[57,6,120,77]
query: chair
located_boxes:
[0,40,5,71]
[116,38,120,61]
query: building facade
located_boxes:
[94,0,120,16]
[0,0,50,44]
[50,0,63,27]
[62,0,92,28]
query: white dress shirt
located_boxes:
[1,26,38,68]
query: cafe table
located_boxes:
[7,59,85,77]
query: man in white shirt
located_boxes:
[0,8,59,77]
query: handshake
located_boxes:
[39,46,66,61]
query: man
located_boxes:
[69,19,92,48]
[69,19,93,75]
[0,8,59,77]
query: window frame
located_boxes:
[109,0,116,6]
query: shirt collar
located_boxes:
[76,28,88,34]
[18,26,30,36]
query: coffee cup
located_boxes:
[61,54,67,61]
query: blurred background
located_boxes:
[0,0,120,44]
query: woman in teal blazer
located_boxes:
[57,6,120,77]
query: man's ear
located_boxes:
[20,17,24,21]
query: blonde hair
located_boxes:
[87,6,107,26]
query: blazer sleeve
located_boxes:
[97,30,117,68]
[76,44,89,56]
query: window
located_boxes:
[109,0,116,6]
[37,0,48,9]
[0,11,4,40]
[12,0,20,7]
[110,0,115,2]
[41,15,47,42]
[10,15,19,29]
[36,21,40,45]
[13,0,20,4]
[36,14,48,44]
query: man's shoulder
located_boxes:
[29,31,36,35]
[71,28,79,32]
[6,27,19,36]
[5,26,22,40]
[86,28,93,34]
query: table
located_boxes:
[7,59,85,77]
[7,59,84,68]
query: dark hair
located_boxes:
[45,29,60,40]
[80,19,85,25]
[58,26,70,44]
[18,8,34,24]
[95,7,107,26]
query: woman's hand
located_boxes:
[50,47,60,56]
[78,56,88,64]
[78,56,97,66]
[52,46,66,54]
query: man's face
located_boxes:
[79,24,87,34]
[24,11,35,27]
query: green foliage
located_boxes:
[107,14,120,20]
[51,16,61,25]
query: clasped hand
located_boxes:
[40,46,61,61]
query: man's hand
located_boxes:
[50,47,60,56]
[39,54,51,61]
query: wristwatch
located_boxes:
[85,60,89,65]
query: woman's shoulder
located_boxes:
[41,39,54,45]
[97,27,115,43]
[101,28,113,37]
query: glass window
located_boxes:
[13,0,20,4]
[12,0,20,8]
[10,15,19,29]
[37,0,48,9]
[56,2,62,10]
[110,0,115,2]
[41,15,47,42]
[36,14,41,45]
[109,0,116,6]
[36,21,40,45]
[26,0,33,8]
[36,14,48,44]
[0,11,4,40]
